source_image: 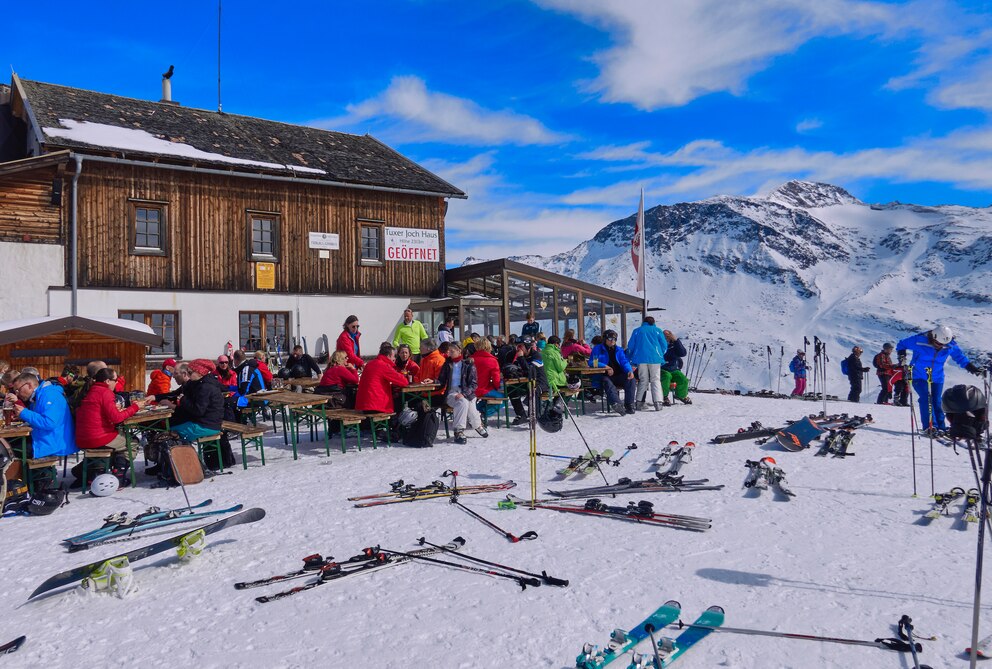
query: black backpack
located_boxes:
[402,398,440,448]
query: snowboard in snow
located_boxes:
[29,508,265,600]
[775,417,826,451]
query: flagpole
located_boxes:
[636,188,647,315]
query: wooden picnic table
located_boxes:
[291,378,321,390]
[565,366,605,375]
[121,407,174,488]
[258,391,333,459]
[400,382,439,407]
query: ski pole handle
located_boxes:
[516,530,539,541]
[541,571,570,587]
[518,576,542,589]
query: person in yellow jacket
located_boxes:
[392,309,429,359]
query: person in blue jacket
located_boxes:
[897,324,984,433]
[5,372,77,458]
[789,350,808,396]
[626,316,668,411]
[590,329,637,415]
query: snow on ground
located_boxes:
[1,394,987,668]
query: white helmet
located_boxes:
[931,324,953,345]
[90,473,119,497]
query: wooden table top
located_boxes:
[403,383,439,392]
[0,423,31,438]
[122,407,174,425]
[565,366,605,374]
[290,378,321,388]
[261,391,330,407]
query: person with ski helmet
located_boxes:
[844,347,870,402]
[873,343,896,404]
[788,350,808,396]
[660,330,690,405]
[897,324,984,434]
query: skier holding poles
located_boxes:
[789,350,808,396]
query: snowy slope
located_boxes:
[502,181,992,394]
[1,397,987,668]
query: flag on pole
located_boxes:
[631,188,645,293]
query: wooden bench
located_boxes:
[542,387,585,415]
[194,433,224,472]
[26,456,59,495]
[81,448,114,490]
[480,396,511,428]
[222,421,269,469]
[323,410,395,452]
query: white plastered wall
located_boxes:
[0,241,64,319]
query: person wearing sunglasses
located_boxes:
[335,315,364,369]
[214,355,238,390]
[589,329,637,416]
[5,372,77,458]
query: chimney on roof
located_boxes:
[160,65,179,106]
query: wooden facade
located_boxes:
[0,329,147,392]
[0,163,63,244]
[69,162,447,296]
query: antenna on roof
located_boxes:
[217,0,223,113]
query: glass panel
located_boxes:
[604,302,624,344]
[464,306,502,338]
[446,280,471,298]
[533,282,555,337]
[147,209,159,223]
[361,226,379,260]
[583,296,603,340]
[507,275,531,337]
[484,274,504,299]
[625,307,642,348]
[557,289,578,341]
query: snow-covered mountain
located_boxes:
[504,181,992,394]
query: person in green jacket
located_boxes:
[392,309,429,359]
[543,336,567,393]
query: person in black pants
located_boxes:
[845,346,870,402]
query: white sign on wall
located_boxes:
[384,227,440,262]
[308,232,340,250]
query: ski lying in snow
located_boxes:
[966,631,992,658]
[962,488,980,524]
[29,508,266,600]
[347,480,513,501]
[64,499,214,543]
[743,458,794,497]
[511,495,710,531]
[547,475,719,500]
[815,430,856,457]
[234,548,387,589]
[629,605,725,668]
[661,443,694,478]
[923,487,965,520]
[254,538,464,603]
[577,600,683,668]
[558,450,613,477]
[351,481,516,507]
[65,504,244,551]
[649,442,678,472]
[714,413,851,445]
[0,636,25,655]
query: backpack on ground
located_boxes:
[840,359,850,375]
[402,398,439,448]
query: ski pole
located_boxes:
[535,452,587,461]
[417,537,568,587]
[908,365,918,497]
[925,367,935,497]
[450,496,538,543]
[898,616,932,669]
[555,389,611,487]
[766,345,773,391]
[821,341,829,416]
[669,620,923,653]
[778,346,784,395]
[611,443,638,466]
[379,547,540,589]
[698,349,714,389]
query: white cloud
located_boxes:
[422,153,625,263]
[312,76,570,146]
[568,127,992,205]
[796,118,824,133]
[534,0,907,109]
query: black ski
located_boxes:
[234,548,385,589]
[0,636,25,655]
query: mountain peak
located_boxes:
[767,180,861,209]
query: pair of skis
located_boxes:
[546,475,722,500]
[815,430,855,457]
[509,494,710,532]
[349,480,516,507]
[576,600,724,668]
[29,508,266,600]
[62,500,244,551]
[743,458,795,498]
[557,450,615,477]
[923,487,979,524]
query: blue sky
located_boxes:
[6,0,992,262]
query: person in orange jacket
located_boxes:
[146,358,177,396]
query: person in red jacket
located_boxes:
[471,338,504,419]
[335,315,364,368]
[355,342,409,414]
[214,355,237,389]
[254,350,274,388]
[147,358,177,396]
[395,344,420,381]
[72,367,151,486]
[318,351,360,389]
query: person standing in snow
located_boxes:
[873,343,895,404]
[845,347,870,402]
[789,350,808,396]
[660,330,691,405]
[626,316,667,411]
[897,324,984,433]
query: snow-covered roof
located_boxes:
[0,315,162,346]
[15,77,465,198]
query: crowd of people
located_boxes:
[787,324,985,436]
